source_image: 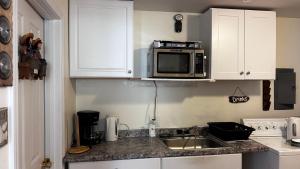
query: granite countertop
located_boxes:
[64,136,269,163]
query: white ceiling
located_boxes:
[134,0,300,18]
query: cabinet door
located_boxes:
[211,9,245,80]
[280,154,300,169]
[70,0,133,78]
[245,10,276,80]
[69,158,161,169]
[162,154,242,169]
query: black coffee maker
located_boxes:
[77,110,101,146]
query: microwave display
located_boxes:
[157,52,190,73]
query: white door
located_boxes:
[211,9,245,80]
[245,10,276,80]
[18,0,45,169]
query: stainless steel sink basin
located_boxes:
[161,137,228,150]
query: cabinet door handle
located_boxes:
[128,70,132,74]
[240,72,244,75]
[246,71,250,75]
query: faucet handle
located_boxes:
[176,129,184,135]
[189,126,202,136]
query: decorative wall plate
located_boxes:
[0,15,11,44]
[0,51,12,80]
[0,0,11,10]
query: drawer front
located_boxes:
[280,154,300,169]
[69,158,160,169]
[162,154,242,169]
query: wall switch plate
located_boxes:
[0,107,8,147]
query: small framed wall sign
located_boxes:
[0,107,8,147]
[229,87,250,104]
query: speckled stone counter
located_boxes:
[64,136,269,163]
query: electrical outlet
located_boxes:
[0,107,8,147]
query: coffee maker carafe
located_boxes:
[77,110,100,146]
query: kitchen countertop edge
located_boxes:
[63,137,270,163]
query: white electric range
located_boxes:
[242,118,300,169]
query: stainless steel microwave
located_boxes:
[149,41,208,78]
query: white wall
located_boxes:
[76,11,300,129]
[0,88,9,169]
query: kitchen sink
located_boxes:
[161,137,228,150]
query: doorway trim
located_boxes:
[11,0,66,169]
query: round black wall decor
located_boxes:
[0,15,11,44]
[0,0,11,10]
[0,0,11,9]
[0,51,12,80]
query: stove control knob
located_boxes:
[258,126,262,130]
[272,125,277,129]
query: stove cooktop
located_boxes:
[243,118,300,156]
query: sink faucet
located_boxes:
[189,126,201,138]
[181,126,201,150]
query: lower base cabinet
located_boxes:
[69,158,160,169]
[68,154,241,169]
[162,154,242,169]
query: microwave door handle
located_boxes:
[191,52,195,76]
[203,56,207,77]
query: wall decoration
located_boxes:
[263,80,271,111]
[229,87,250,103]
[0,0,12,87]
[0,0,11,10]
[0,15,11,44]
[19,33,47,80]
[0,51,12,80]
[0,107,8,147]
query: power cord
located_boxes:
[153,81,158,121]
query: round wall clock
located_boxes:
[174,14,183,33]
[0,0,11,10]
[0,51,12,80]
[0,16,11,44]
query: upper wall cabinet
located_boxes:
[70,0,133,78]
[200,8,276,80]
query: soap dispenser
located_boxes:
[149,120,156,137]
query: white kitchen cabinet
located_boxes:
[202,9,245,80]
[69,158,161,169]
[70,0,133,78]
[200,8,276,80]
[244,10,276,80]
[162,154,242,169]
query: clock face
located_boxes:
[0,51,12,80]
[0,16,11,44]
[0,0,11,10]
[174,14,183,21]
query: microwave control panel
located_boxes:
[195,52,207,78]
[153,40,202,49]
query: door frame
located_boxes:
[10,0,65,169]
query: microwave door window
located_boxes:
[157,52,190,73]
